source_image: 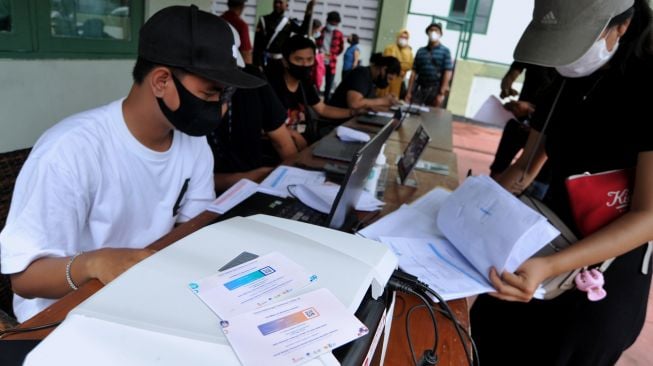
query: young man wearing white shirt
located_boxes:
[0,5,264,322]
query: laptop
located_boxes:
[397,124,431,184]
[312,119,394,162]
[356,114,393,127]
[219,121,395,231]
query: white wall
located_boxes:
[406,0,453,56]
[0,60,133,152]
[466,0,533,64]
[406,0,533,65]
[0,0,213,153]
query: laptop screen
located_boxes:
[397,124,431,184]
[327,121,395,229]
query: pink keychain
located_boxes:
[574,268,607,301]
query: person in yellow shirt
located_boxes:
[377,29,413,98]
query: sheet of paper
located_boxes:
[472,95,516,127]
[394,103,430,113]
[407,187,451,217]
[368,111,395,118]
[291,183,384,214]
[379,236,494,301]
[358,205,441,241]
[189,252,316,319]
[437,175,559,279]
[207,179,259,214]
[221,288,368,366]
[258,165,326,198]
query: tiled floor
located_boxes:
[451,120,653,365]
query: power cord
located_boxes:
[387,269,479,366]
[406,302,439,366]
[411,304,479,366]
[388,273,439,366]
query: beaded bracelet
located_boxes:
[65,252,83,291]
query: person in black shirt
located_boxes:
[253,0,314,74]
[268,35,354,149]
[471,1,653,364]
[208,64,297,192]
[489,62,557,198]
[327,53,400,110]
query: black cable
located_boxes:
[419,284,477,366]
[388,276,439,366]
[388,270,477,366]
[0,321,62,339]
[405,303,419,366]
[406,301,440,366]
[419,304,480,366]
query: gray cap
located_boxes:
[514,0,634,67]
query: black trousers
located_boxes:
[324,72,336,102]
[490,118,530,175]
[471,244,652,366]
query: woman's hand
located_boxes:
[488,256,553,302]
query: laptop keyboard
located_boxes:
[337,144,362,160]
[277,201,328,226]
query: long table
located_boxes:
[3,109,470,365]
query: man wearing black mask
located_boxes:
[268,35,354,149]
[0,5,264,322]
[328,53,400,111]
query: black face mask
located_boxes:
[287,62,313,82]
[156,73,231,137]
[374,71,389,89]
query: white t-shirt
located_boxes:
[0,99,216,321]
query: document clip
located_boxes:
[574,268,607,301]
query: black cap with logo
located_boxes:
[138,5,264,88]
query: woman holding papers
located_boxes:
[470,1,653,365]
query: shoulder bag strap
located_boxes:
[267,16,289,50]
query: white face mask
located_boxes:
[398,38,408,47]
[313,31,321,39]
[326,24,336,32]
[555,38,618,78]
[429,31,440,42]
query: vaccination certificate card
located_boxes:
[221,288,369,366]
[189,252,316,318]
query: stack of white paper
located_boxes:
[437,176,559,276]
[358,187,450,241]
[291,183,385,214]
[207,178,259,214]
[360,178,559,300]
[258,166,326,198]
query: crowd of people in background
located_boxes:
[213,0,455,193]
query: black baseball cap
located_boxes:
[138,5,264,88]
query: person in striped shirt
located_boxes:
[405,23,453,108]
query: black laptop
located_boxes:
[356,114,394,127]
[219,121,395,231]
[312,119,394,162]
[397,124,431,184]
